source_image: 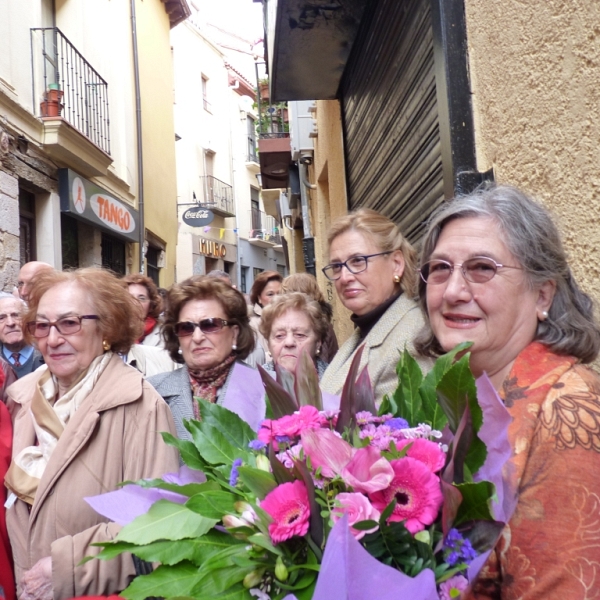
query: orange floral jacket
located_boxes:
[467,342,600,599]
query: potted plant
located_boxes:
[40,82,63,118]
[258,78,269,102]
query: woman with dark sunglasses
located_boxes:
[320,209,432,405]
[148,276,265,443]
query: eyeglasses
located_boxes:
[0,312,22,323]
[419,257,521,285]
[174,318,230,337]
[27,315,99,338]
[322,251,393,281]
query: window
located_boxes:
[202,75,211,113]
[19,189,36,265]
[61,214,79,270]
[101,234,126,275]
[247,116,257,162]
[253,267,263,282]
[241,266,248,293]
[277,264,286,278]
[251,188,261,232]
[146,245,160,285]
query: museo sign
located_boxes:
[182,207,215,227]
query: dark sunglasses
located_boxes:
[174,318,230,337]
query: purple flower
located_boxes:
[386,417,409,430]
[230,458,243,486]
[275,435,291,444]
[248,439,267,451]
[439,574,468,599]
[443,529,478,566]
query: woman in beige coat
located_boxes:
[320,209,432,404]
[4,268,179,600]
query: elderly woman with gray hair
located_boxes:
[416,184,600,599]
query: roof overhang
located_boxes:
[162,0,191,28]
[266,0,369,101]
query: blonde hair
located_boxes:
[327,208,417,297]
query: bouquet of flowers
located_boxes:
[88,342,515,600]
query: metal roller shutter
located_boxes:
[341,0,444,244]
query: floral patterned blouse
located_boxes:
[467,341,600,599]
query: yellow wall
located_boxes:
[134,0,179,286]
[464,0,600,309]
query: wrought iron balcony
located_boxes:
[199,175,234,216]
[249,209,281,248]
[30,28,110,155]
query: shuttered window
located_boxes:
[341,0,444,244]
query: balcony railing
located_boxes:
[200,175,234,216]
[30,28,110,154]
[249,209,281,245]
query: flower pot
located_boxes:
[45,89,64,103]
[40,100,63,117]
[259,82,269,102]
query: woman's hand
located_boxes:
[19,556,53,600]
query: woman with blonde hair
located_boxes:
[5,268,178,599]
[320,208,431,404]
[281,273,338,362]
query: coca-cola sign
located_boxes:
[182,207,214,227]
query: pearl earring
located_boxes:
[542,311,549,319]
[232,343,237,351]
[393,274,401,283]
[178,348,183,355]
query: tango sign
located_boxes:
[58,169,139,242]
[200,239,227,258]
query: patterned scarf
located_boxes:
[189,353,237,417]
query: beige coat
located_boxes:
[320,294,432,404]
[5,355,179,599]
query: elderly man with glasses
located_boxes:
[0,293,44,379]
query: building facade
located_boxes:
[0,0,188,290]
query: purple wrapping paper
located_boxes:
[222,362,267,431]
[84,465,206,526]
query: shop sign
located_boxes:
[58,169,139,242]
[182,207,214,227]
[200,238,227,258]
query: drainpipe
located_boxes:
[131,0,145,273]
[299,155,315,275]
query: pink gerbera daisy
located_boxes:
[260,481,311,544]
[369,457,443,534]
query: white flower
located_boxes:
[249,589,270,600]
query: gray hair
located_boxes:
[207,270,232,284]
[415,184,600,363]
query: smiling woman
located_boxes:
[4,268,179,600]
[320,209,432,405]
[416,185,600,599]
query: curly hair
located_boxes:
[123,273,163,319]
[327,208,418,297]
[415,184,600,363]
[23,268,143,353]
[249,270,283,306]
[281,272,333,321]
[259,292,330,345]
[163,276,255,364]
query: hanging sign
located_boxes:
[182,207,215,227]
[58,169,139,242]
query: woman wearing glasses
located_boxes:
[416,185,600,598]
[4,268,178,600]
[320,209,431,404]
[148,277,265,443]
[123,273,164,347]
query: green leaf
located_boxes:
[117,500,218,545]
[161,432,207,471]
[93,540,137,561]
[421,341,473,398]
[196,399,257,454]
[187,420,247,466]
[393,349,424,426]
[352,519,379,531]
[454,481,496,525]
[247,532,283,556]
[128,530,246,566]
[120,562,202,600]
[186,491,240,520]
[436,354,477,432]
[237,465,278,499]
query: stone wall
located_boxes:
[0,169,20,292]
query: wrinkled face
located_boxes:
[178,298,239,371]
[128,283,151,318]
[329,230,405,316]
[268,309,320,372]
[426,217,547,378]
[36,282,104,390]
[18,263,51,302]
[259,280,281,307]
[0,297,25,348]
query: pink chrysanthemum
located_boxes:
[260,481,311,544]
[439,574,468,599]
[397,438,446,472]
[369,457,443,534]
